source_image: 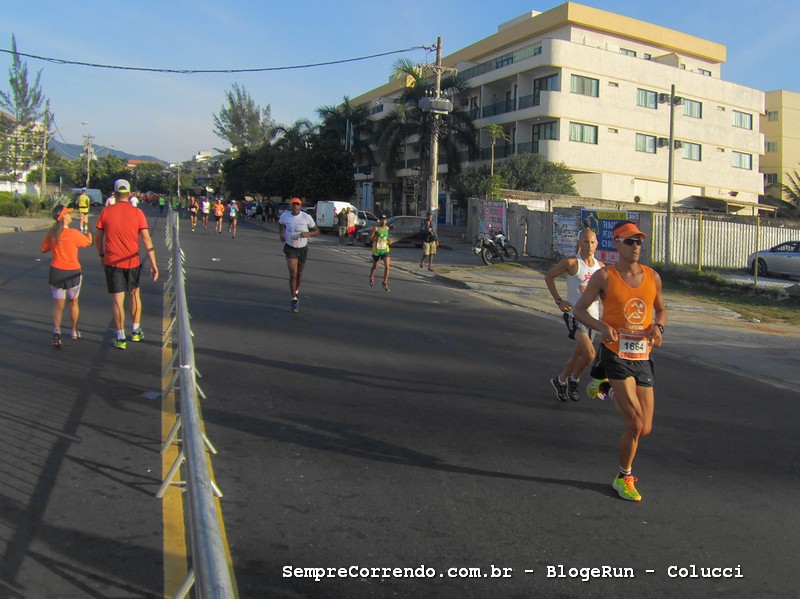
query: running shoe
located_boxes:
[53,333,62,348]
[71,331,81,340]
[587,378,610,400]
[419,261,424,269]
[550,376,568,402]
[130,329,145,342]
[369,278,374,287]
[113,337,127,350]
[567,377,580,402]
[382,282,390,292]
[612,475,642,502]
[291,297,299,313]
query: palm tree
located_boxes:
[373,58,479,189]
[270,119,317,153]
[485,123,510,176]
[316,96,375,166]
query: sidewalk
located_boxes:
[0,215,52,234]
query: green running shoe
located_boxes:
[113,337,127,350]
[612,475,641,502]
[130,329,144,342]
[587,377,610,400]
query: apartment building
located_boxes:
[351,2,767,218]
[761,90,800,201]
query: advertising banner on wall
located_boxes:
[479,200,507,234]
[581,210,641,262]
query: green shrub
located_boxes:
[0,191,12,203]
[0,201,26,217]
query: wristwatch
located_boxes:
[555,298,563,306]
[654,323,665,334]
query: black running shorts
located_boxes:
[598,345,655,387]
[283,244,309,265]
[104,265,141,294]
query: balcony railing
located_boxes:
[460,42,543,81]
[516,141,541,155]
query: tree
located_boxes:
[373,58,479,186]
[271,119,317,153]
[212,83,274,152]
[0,35,47,182]
[782,166,800,214]
[485,124,509,177]
[317,96,375,166]
[495,153,577,195]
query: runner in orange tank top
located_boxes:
[573,220,667,502]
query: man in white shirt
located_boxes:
[278,197,319,312]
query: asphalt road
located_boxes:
[1,212,798,598]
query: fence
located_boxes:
[158,208,237,598]
[651,212,800,271]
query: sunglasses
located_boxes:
[615,237,643,246]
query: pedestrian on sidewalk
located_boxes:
[369,215,392,291]
[40,205,93,347]
[94,179,159,350]
[419,211,439,271]
[77,188,91,234]
[279,198,319,312]
[346,207,356,245]
[545,228,603,402]
[573,220,666,502]
[337,208,348,246]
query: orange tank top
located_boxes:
[602,264,657,359]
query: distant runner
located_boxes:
[278,198,319,312]
[369,215,392,291]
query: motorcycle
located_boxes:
[472,228,519,265]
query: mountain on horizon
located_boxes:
[49,139,168,166]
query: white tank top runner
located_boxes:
[566,255,603,319]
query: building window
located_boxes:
[683,99,703,119]
[732,151,752,170]
[569,122,598,144]
[644,53,652,60]
[765,173,778,186]
[767,111,779,121]
[698,68,712,77]
[532,121,558,141]
[733,110,753,130]
[635,133,656,154]
[570,75,599,97]
[683,142,701,161]
[637,88,657,109]
[620,48,636,57]
[766,141,777,153]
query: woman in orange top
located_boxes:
[40,205,93,347]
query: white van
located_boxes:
[314,200,363,233]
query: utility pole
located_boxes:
[419,37,455,226]
[39,101,49,203]
[665,84,678,268]
[83,133,94,187]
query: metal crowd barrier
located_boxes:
[157,208,236,598]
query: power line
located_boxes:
[0,45,432,74]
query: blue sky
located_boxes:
[2,0,797,164]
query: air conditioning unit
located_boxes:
[657,137,670,147]
[674,140,683,149]
[658,93,671,103]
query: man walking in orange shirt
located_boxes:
[573,221,666,502]
[94,179,159,349]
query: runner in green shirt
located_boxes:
[369,215,392,292]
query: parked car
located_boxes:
[747,241,800,278]
[356,215,426,247]
[358,210,379,230]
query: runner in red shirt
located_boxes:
[94,179,159,350]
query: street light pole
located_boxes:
[39,101,49,203]
[427,37,443,221]
[83,133,94,187]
